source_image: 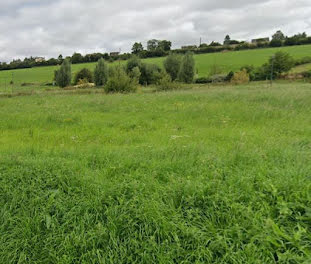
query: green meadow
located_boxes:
[1,83,311,263]
[0,45,310,88]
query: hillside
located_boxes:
[0,44,310,87]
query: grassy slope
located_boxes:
[0,45,310,86]
[0,83,311,263]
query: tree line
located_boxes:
[54,52,196,92]
[1,30,311,72]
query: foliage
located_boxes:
[74,68,93,85]
[224,35,231,45]
[140,63,162,85]
[163,53,182,81]
[231,69,250,84]
[147,39,171,52]
[129,66,141,84]
[132,42,144,54]
[264,51,295,79]
[105,66,137,93]
[155,73,179,91]
[270,39,283,47]
[126,56,142,74]
[178,52,195,83]
[195,77,212,84]
[272,30,285,41]
[210,74,227,83]
[54,59,72,88]
[94,58,109,86]
[225,71,234,82]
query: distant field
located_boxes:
[0,45,310,87]
[1,83,311,263]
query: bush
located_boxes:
[163,53,182,81]
[178,52,195,83]
[269,39,283,47]
[94,58,108,86]
[295,56,311,66]
[156,73,179,91]
[129,66,141,84]
[126,56,142,74]
[210,74,227,83]
[265,51,295,79]
[105,66,137,93]
[54,59,71,88]
[302,70,311,78]
[231,69,250,84]
[74,68,93,85]
[225,71,234,82]
[140,63,162,85]
[195,77,212,84]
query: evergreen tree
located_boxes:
[178,52,195,83]
[94,58,108,86]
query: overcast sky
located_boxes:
[1,0,310,61]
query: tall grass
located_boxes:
[0,83,311,263]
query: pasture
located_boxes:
[0,44,310,89]
[1,82,311,263]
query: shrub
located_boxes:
[302,70,311,78]
[295,56,311,66]
[178,52,195,83]
[94,58,108,86]
[264,52,295,79]
[105,66,137,93]
[54,59,71,88]
[126,56,142,74]
[163,53,182,81]
[225,71,234,82]
[269,39,283,47]
[129,66,141,84]
[210,74,227,83]
[231,69,250,84]
[74,68,93,85]
[156,73,179,91]
[140,63,162,85]
[195,77,212,84]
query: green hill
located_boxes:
[0,45,310,86]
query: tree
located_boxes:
[164,53,182,81]
[132,42,144,54]
[272,30,285,41]
[126,55,142,74]
[71,52,83,64]
[54,59,71,87]
[58,54,63,63]
[263,51,294,79]
[224,35,231,45]
[158,40,172,51]
[74,68,93,85]
[105,65,137,93]
[94,58,109,86]
[178,52,195,83]
[147,39,159,51]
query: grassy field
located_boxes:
[0,83,311,263]
[0,44,310,88]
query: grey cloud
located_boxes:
[0,0,310,61]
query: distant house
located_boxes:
[251,38,270,44]
[181,45,197,50]
[35,57,45,63]
[110,52,120,57]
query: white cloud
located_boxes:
[0,0,310,61]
